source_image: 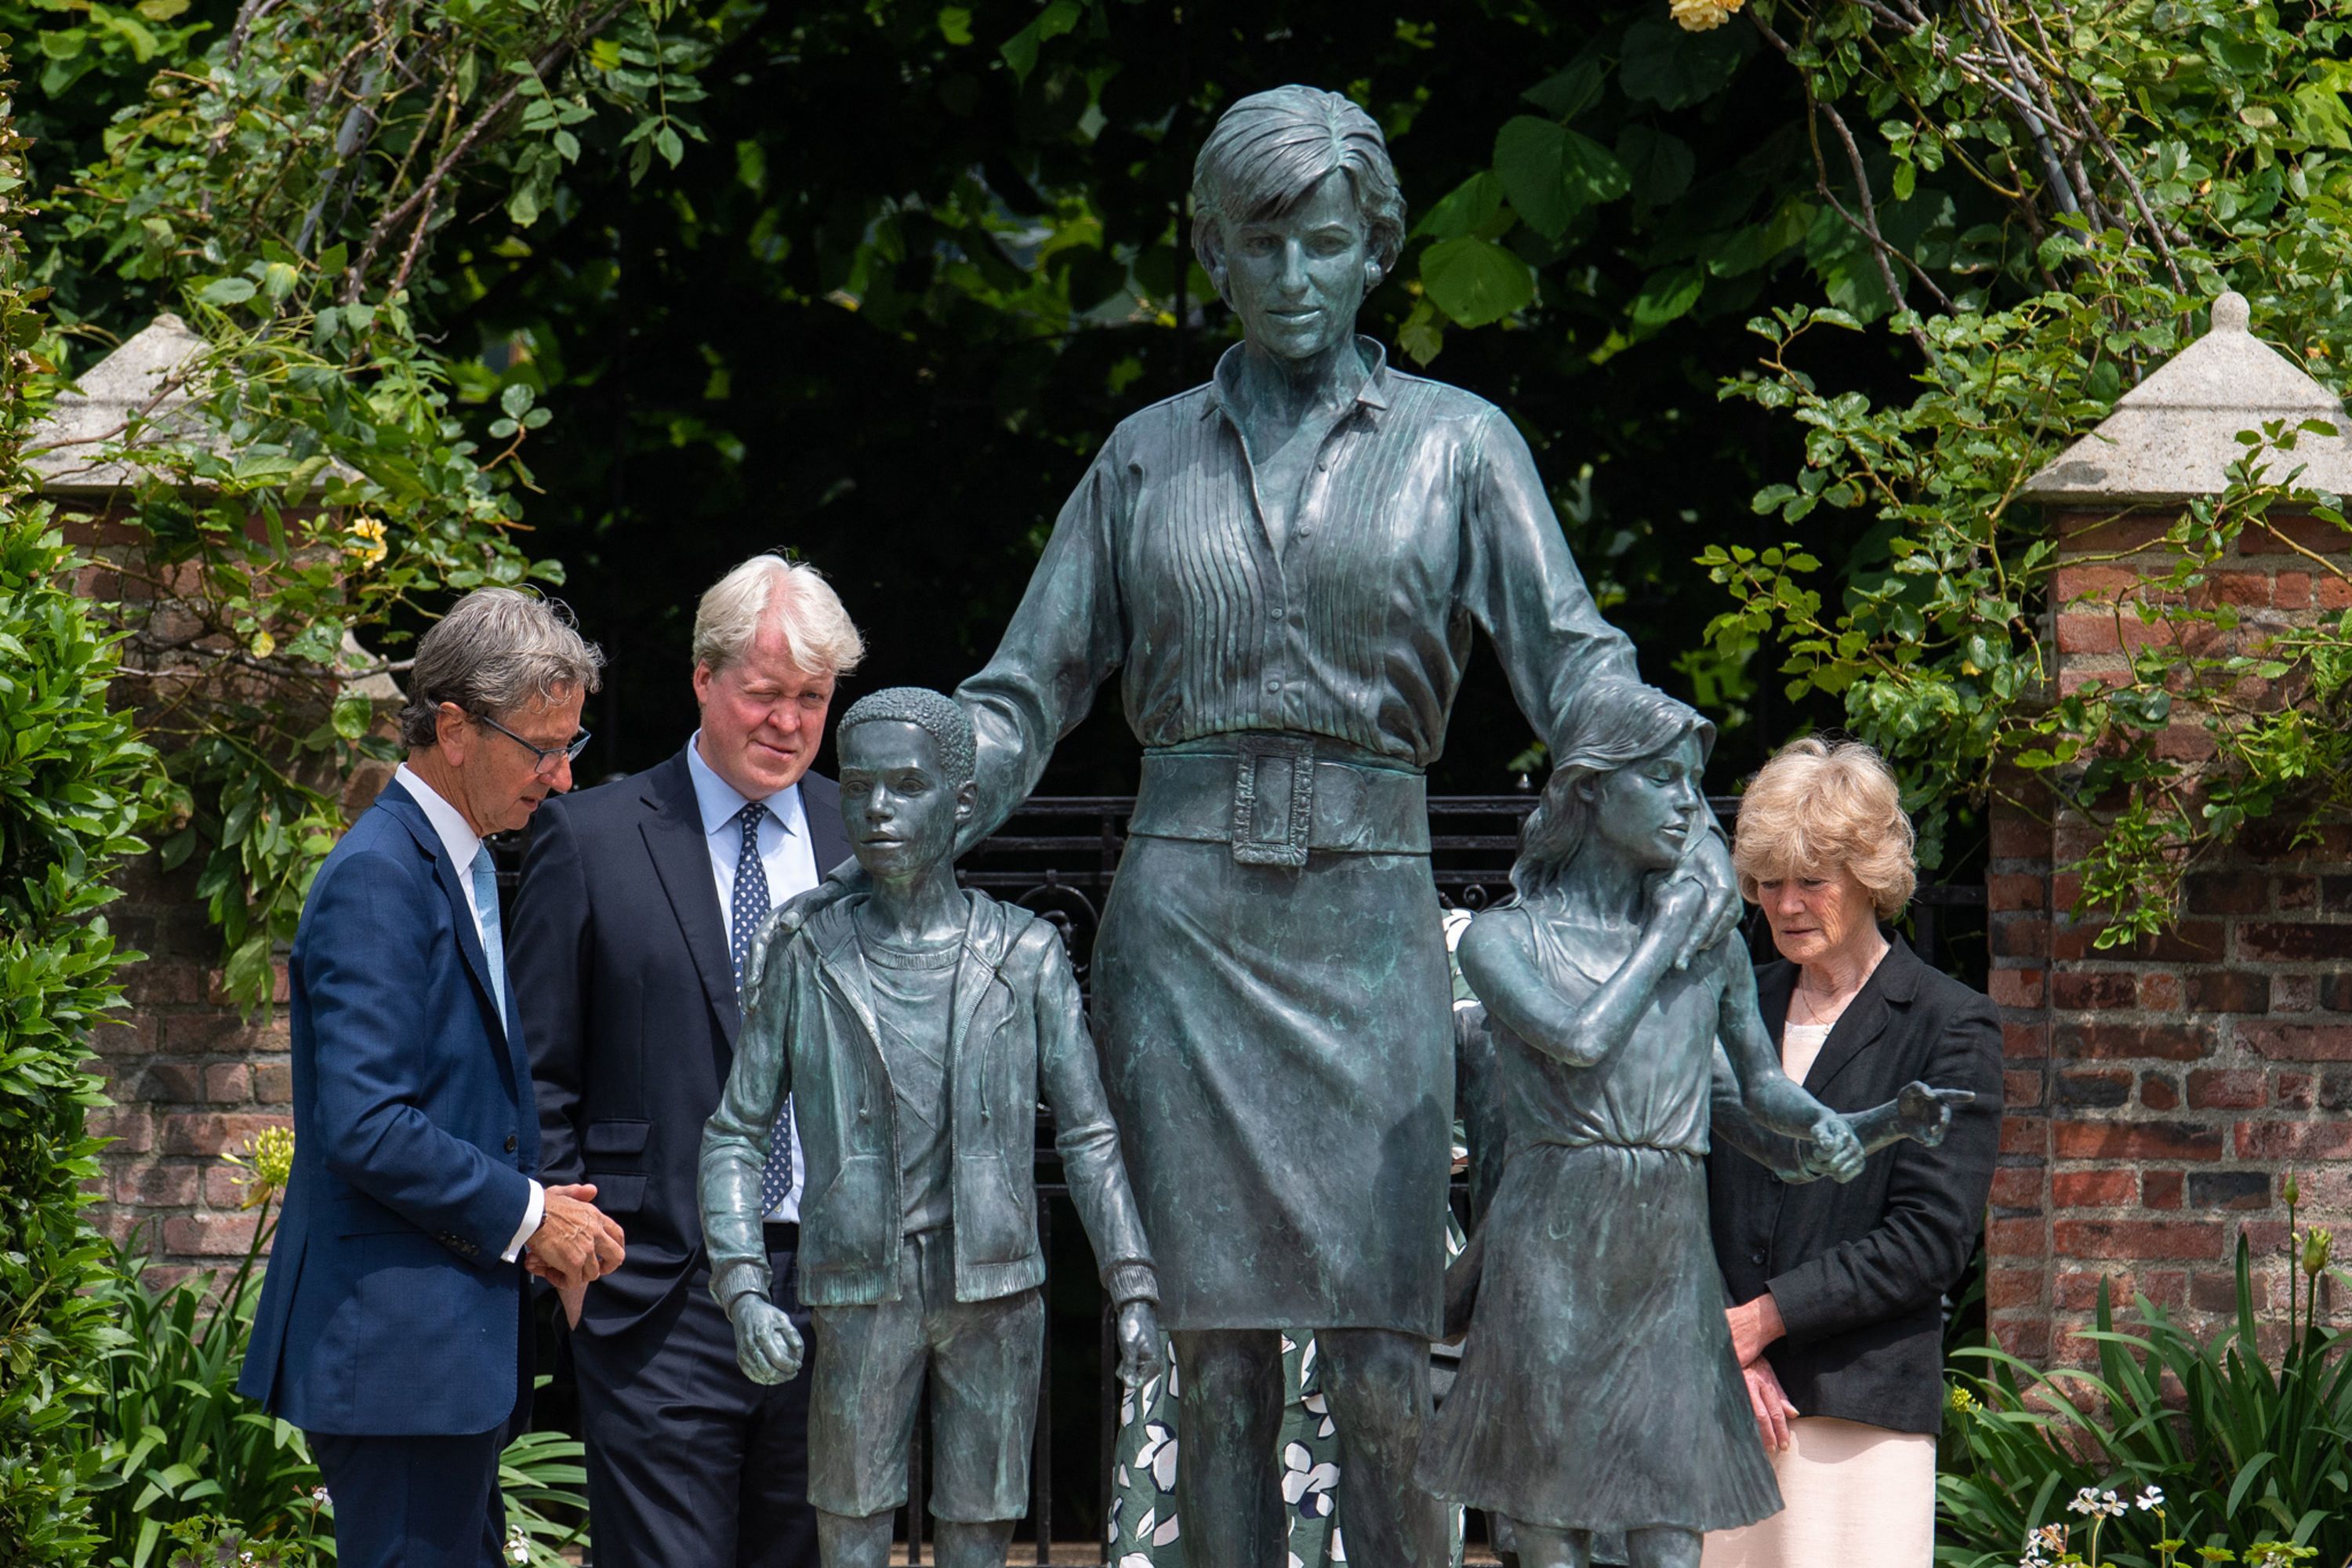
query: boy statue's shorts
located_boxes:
[808,1225,1045,1522]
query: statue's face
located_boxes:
[1221,167,1371,364]
[839,719,971,882]
[1589,731,1708,872]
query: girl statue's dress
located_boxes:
[1417,913,1780,1535]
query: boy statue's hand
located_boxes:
[726,1293,804,1385]
[1114,1301,1166,1389]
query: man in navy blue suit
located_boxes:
[509,554,862,1567]
[239,588,626,1568]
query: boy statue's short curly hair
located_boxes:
[837,686,977,789]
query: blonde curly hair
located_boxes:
[1731,737,1917,920]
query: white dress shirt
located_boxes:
[392,764,544,1261]
[686,732,816,1220]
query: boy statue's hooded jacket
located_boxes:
[701,888,1157,1312]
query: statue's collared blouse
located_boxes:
[957,336,1637,826]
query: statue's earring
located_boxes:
[1363,261,1384,289]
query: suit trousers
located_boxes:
[312,1426,509,1568]
[572,1236,818,1568]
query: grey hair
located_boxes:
[692,554,867,677]
[838,687,976,791]
[1192,85,1408,299]
[399,587,604,749]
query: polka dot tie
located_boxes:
[731,802,797,1219]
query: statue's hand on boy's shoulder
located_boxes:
[726,1292,805,1385]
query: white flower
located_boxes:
[2100,1490,2126,1518]
[1134,1421,1179,1493]
[2136,1484,2165,1511]
[2068,1486,2101,1515]
[310,1486,332,1506]
[506,1526,531,1564]
[1281,1441,1340,1518]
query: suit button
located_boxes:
[1751,1247,1767,1266]
[504,1134,517,1152]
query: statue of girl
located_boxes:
[1417,681,1870,1568]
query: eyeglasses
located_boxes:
[475,712,593,775]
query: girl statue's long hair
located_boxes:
[1510,679,1715,901]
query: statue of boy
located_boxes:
[701,687,1164,1568]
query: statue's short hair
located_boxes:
[838,687,976,790]
[399,588,604,750]
[692,553,866,677]
[1191,85,1407,297]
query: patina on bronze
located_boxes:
[1423,682,1966,1568]
[939,87,1755,1568]
[701,689,1163,1568]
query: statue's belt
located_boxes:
[1131,739,1430,866]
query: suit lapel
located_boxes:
[373,779,507,1048]
[638,751,746,1052]
[800,773,851,881]
[1801,935,1916,1097]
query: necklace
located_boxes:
[1790,979,1846,1027]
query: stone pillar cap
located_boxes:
[2023,291,2352,504]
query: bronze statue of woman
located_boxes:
[790,85,1746,1568]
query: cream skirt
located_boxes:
[1700,1417,1936,1568]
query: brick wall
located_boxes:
[65,509,392,1287]
[1987,506,2352,1363]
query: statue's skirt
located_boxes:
[1090,832,1452,1338]
[1417,1142,1784,1534]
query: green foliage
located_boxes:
[1686,0,2352,935]
[17,0,718,1006]
[0,38,153,1559]
[79,1153,590,1567]
[1940,1225,2352,1568]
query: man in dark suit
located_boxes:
[239,589,625,1568]
[510,553,863,1568]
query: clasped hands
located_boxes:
[523,1181,626,1295]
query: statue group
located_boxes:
[700,85,1960,1568]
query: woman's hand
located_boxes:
[1743,1356,1799,1453]
[1726,1293,1785,1366]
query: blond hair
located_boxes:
[1732,737,1917,920]
[691,554,866,677]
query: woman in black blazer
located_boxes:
[1700,739,2004,1568]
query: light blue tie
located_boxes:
[470,844,509,1030]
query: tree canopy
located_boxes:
[11,0,2352,989]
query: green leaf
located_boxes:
[1522,56,1604,120]
[1000,0,1082,83]
[1420,237,1536,328]
[1412,172,1504,241]
[1628,264,1704,328]
[1396,299,1446,365]
[198,277,256,307]
[1617,125,1693,207]
[938,6,975,45]
[1619,13,1750,110]
[332,693,372,742]
[1494,117,1628,241]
